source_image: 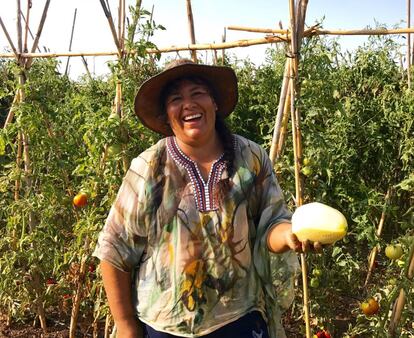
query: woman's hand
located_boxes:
[116,319,143,338]
[267,222,323,253]
[284,230,323,253]
[100,261,144,338]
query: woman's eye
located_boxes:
[168,96,181,103]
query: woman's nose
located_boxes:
[182,95,196,108]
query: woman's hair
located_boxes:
[161,76,236,201]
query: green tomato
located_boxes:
[302,166,313,177]
[312,268,323,277]
[303,157,311,166]
[310,277,320,288]
[385,244,403,260]
[107,144,122,158]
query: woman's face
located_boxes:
[164,79,218,147]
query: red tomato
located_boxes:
[73,192,88,208]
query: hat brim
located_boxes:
[134,63,238,136]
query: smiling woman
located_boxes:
[92,59,326,338]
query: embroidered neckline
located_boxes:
[166,137,226,212]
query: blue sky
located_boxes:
[0,0,410,78]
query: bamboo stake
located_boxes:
[14,131,23,201]
[276,89,291,158]
[4,91,20,129]
[127,0,143,44]
[118,0,122,47]
[32,272,47,332]
[221,27,226,63]
[269,61,290,164]
[364,188,392,287]
[99,0,122,55]
[0,16,19,57]
[23,0,31,52]
[81,56,92,80]
[388,242,414,336]
[25,0,51,69]
[16,0,23,54]
[289,1,310,337]
[104,314,111,338]
[186,0,197,62]
[408,0,412,88]
[65,8,77,76]
[20,8,42,53]
[69,239,90,338]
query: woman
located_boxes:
[93,59,320,338]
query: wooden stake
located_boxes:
[276,88,291,158]
[104,314,111,338]
[14,131,23,201]
[221,27,226,63]
[269,61,290,164]
[81,56,92,80]
[408,0,412,88]
[16,0,23,54]
[69,239,90,338]
[388,242,414,336]
[364,188,392,287]
[99,0,122,55]
[23,0,31,52]
[4,91,20,129]
[288,1,310,337]
[20,8,42,53]
[0,16,19,57]
[25,0,51,69]
[65,8,78,76]
[127,0,143,44]
[186,0,197,62]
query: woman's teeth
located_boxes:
[183,114,202,121]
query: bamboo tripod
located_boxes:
[1,1,413,337]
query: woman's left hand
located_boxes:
[285,231,323,253]
[267,222,324,254]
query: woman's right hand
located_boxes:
[116,319,143,338]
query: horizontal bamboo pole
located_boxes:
[0,35,288,59]
[3,26,414,60]
[0,51,120,58]
[228,26,289,34]
[229,25,414,36]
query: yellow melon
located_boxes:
[292,202,348,244]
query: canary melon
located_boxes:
[292,202,348,244]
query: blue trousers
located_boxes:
[144,311,270,338]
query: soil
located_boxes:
[0,314,106,338]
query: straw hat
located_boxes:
[134,59,238,136]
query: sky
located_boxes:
[0,0,411,79]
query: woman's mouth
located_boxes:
[183,113,202,122]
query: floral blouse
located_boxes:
[93,134,299,338]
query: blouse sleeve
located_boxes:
[255,146,292,229]
[92,157,148,272]
[251,143,299,338]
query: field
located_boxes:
[1,14,413,338]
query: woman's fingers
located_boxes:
[288,234,324,253]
